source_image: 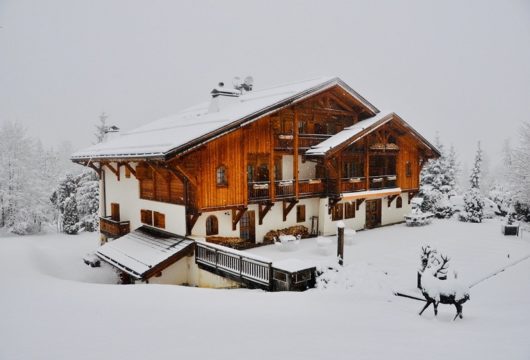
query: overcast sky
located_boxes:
[1,0,529,168]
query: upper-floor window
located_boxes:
[216,166,228,187]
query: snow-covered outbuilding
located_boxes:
[72,76,439,286]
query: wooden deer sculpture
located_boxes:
[419,254,470,321]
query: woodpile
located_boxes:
[264,225,309,243]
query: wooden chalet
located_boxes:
[72,76,439,287]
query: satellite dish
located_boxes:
[232,76,242,89]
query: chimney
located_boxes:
[208,82,241,113]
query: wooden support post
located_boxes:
[293,109,299,198]
[408,190,419,204]
[103,162,120,180]
[365,137,370,190]
[86,162,101,178]
[186,213,200,235]
[232,207,247,231]
[356,198,365,211]
[337,223,344,266]
[282,200,298,222]
[388,194,398,207]
[121,162,137,178]
[259,202,274,225]
[269,121,276,202]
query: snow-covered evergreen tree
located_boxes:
[460,142,485,223]
[419,136,459,218]
[62,196,79,235]
[76,169,99,232]
[510,122,530,206]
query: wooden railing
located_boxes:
[340,177,367,193]
[195,242,272,287]
[274,133,331,150]
[248,181,270,201]
[298,178,325,197]
[275,179,294,198]
[100,216,130,238]
[369,175,397,189]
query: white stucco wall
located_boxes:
[381,193,411,226]
[319,198,367,236]
[281,155,316,180]
[102,162,187,235]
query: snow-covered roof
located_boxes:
[72,76,379,161]
[306,112,393,156]
[273,258,315,273]
[96,226,194,280]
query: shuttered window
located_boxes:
[154,211,165,229]
[331,203,344,221]
[344,202,356,219]
[296,205,306,223]
[140,209,153,225]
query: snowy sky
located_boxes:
[1,0,529,167]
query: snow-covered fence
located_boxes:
[195,242,272,287]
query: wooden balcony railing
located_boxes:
[369,175,397,189]
[340,177,367,193]
[298,178,325,197]
[274,133,331,150]
[100,216,130,238]
[248,181,270,201]
[275,180,294,199]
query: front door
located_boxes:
[365,199,381,229]
[240,210,256,243]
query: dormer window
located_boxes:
[216,166,228,187]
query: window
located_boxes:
[344,202,356,219]
[216,166,228,186]
[406,161,412,177]
[331,203,344,221]
[206,215,219,236]
[296,205,306,223]
[153,211,165,229]
[140,209,153,225]
[298,121,306,134]
[396,196,403,209]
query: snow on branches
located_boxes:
[460,142,485,223]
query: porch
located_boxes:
[99,216,130,238]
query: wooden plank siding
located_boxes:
[137,87,430,213]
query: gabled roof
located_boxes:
[305,112,440,158]
[96,226,194,280]
[71,76,379,161]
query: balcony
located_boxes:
[248,178,326,202]
[100,216,131,238]
[275,133,331,151]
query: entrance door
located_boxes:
[240,210,256,243]
[365,199,381,229]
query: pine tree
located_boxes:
[76,169,99,231]
[460,142,485,223]
[62,196,79,235]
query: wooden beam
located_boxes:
[186,212,201,235]
[258,202,274,225]
[293,109,299,198]
[103,162,119,180]
[174,163,197,187]
[356,198,365,211]
[85,162,101,178]
[121,162,137,178]
[388,194,398,207]
[146,162,169,180]
[283,199,298,222]
[364,137,370,191]
[408,190,419,204]
[328,197,340,215]
[269,120,276,202]
[232,207,247,231]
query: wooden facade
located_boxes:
[75,80,439,238]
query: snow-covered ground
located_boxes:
[1,219,529,360]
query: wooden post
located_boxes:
[293,109,299,198]
[337,221,344,266]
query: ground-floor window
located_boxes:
[332,203,344,221]
[140,209,153,225]
[344,202,356,219]
[206,215,219,235]
[396,196,403,208]
[154,211,165,229]
[296,205,306,223]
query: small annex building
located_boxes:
[72,76,439,287]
